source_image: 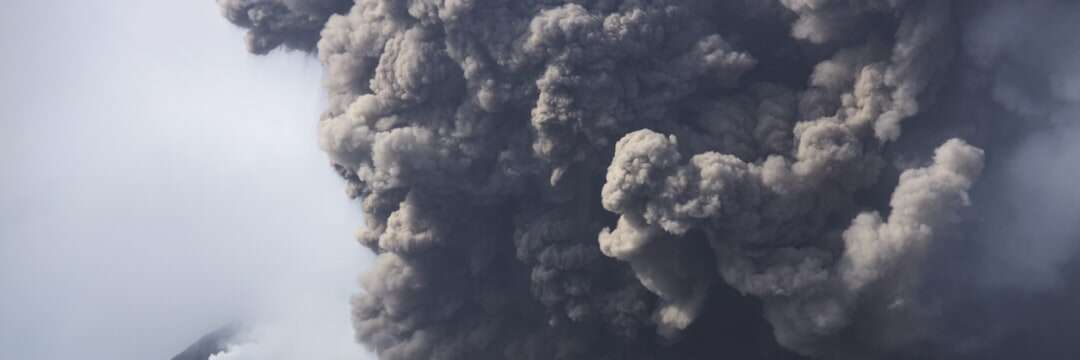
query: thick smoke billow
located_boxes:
[218,0,1080,358]
[218,0,353,54]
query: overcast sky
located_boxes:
[0,1,371,359]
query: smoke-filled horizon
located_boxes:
[219,0,1080,358]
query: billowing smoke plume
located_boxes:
[218,0,1080,358]
[218,0,353,54]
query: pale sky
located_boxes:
[0,1,371,359]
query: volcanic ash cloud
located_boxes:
[218,0,1080,358]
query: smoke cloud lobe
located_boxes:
[218,0,1080,358]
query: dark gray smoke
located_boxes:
[217,0,1080,358]
[218,0,353,54]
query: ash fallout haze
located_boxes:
[183,0,1080,358]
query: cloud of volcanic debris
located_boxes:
[218,0,1080,358]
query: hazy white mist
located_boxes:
[0,2,370,359]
